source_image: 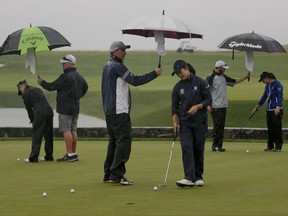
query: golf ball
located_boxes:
[42,192,47,197]
[246,150,249,153]
[17,158,20,161]
[153,186,158,191]
[70,189,75,193]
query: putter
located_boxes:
[231,112,255,141]
[158,131,177,188]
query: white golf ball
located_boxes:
[17,158,20,161]
[42,192,47,197]
[70,188,75,193]
[246,150,249,153]
[153,186,158,191]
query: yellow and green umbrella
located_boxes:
[0,25,71,74]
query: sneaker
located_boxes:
[120,177,133,185]
[274,149,282,152]
[176,179,195,187]
[212,147,226,152]
[195,179,204,186]
[264,148,274,152]
[40,156,54,161]
[107,177,133,185]
[23,158,38,163]
[56,154,78,162]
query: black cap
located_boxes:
[172,60,187,76]
[16,80,27,95]
[258,72,275,82]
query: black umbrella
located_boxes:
[218,31,286,53]
[218,31,286,74]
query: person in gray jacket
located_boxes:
[17,80,54,163]
[38,54,88,162]
[102,41,162,185]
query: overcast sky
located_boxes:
[1,0,288,52]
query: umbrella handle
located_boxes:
[158,56,161,68]
[248,71,251,82]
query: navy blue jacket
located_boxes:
[172,74,212,125]
[40,68,88,115]
[102,57,158,115]
[258,79,283,111]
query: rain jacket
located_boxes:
[40,68,88,115]
[172,74,212,126]
[21,85,53,123]
[102,56,158,115]
[258,79,283,111]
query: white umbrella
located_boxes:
[122,10,203,67]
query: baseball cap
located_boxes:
[109,41,131,52]
[60,54,76,64]
[258,71,274,82]
[215,60,229,69]
[172,60,187,76]
[16,80,27,95]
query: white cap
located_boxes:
[60,55,76,64]
[215,60,229,69]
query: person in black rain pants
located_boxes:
[17,80,54,163]
[171,60,212,187]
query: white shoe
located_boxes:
[176,179,195,187]
[23,158,30,163]
[40,157,45,161]
[195,179,204,186]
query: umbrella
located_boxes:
[218,31,286,72]
[0,25,71,74]
[122,10,203,67]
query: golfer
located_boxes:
[37,54,88,162]
[251,72,283,152]
[17,80,54,162]
[102,41,162,185]
[206,60,250,152]
[171,60,212,187]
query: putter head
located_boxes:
[158,184,167,188]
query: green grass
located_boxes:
[0,139,287,216]
[0,50,287,127]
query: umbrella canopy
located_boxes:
[218,31,286,53]
[122,10,203,67]
[122,14,203,40]
[218,31,286,74]
[0,26,71,56]
[0,25,71,74]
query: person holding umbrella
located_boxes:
[102,41,162,185]
[251,72,284,152]
[171,60,212,187]
[17,80,54,163]
[206,60,250,152]
[37,54,88,162]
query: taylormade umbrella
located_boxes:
[122,10,203,67]
[218,31,286,72]
[0,25,71,74]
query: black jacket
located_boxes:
[22,85,53,123]
[172,74,212,126]
[40,68,88,115]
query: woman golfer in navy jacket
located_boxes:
[251,72,284,152]
[171,60,212,187]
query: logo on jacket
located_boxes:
[180,88,184,95]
